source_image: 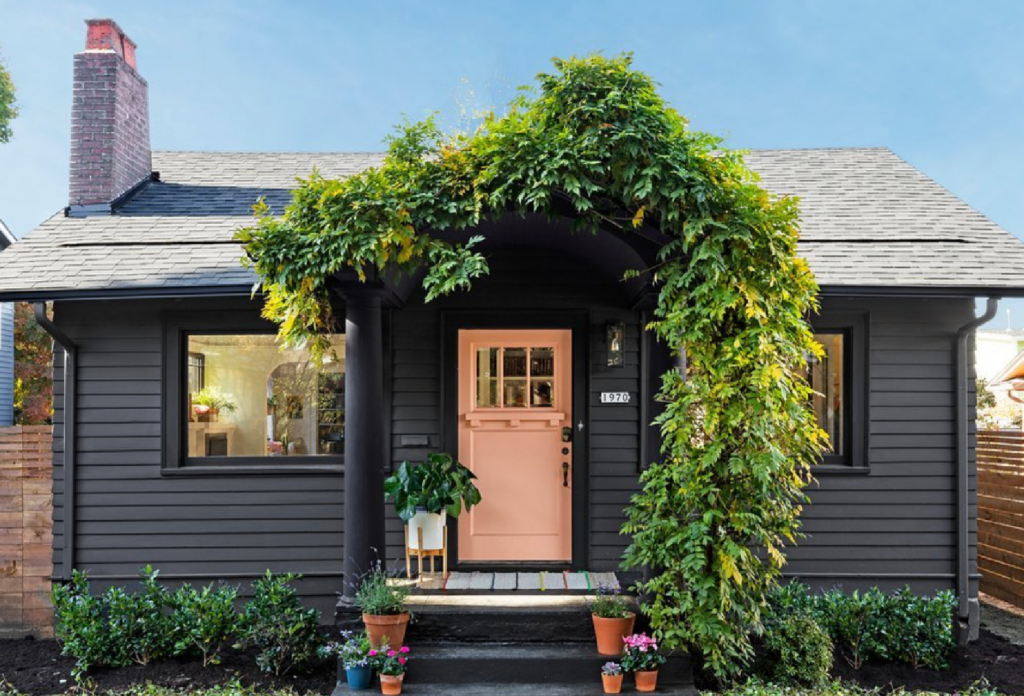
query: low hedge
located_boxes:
[764,584,957,671]
[713,679,999,696]
[52,567,323,679]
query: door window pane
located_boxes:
[809,333,844,456]
[186,334,345,458]
[476,347,499,408]
[503,348,528,407]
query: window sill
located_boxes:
[814,464,870,476]
[162,464,345,477]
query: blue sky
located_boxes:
[1,0,1023,324]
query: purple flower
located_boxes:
[387,649,398,657]
[400,646,410,654]
[368,650,377,657]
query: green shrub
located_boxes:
[52,567,176,677]
[886,587,956,670]
[763,583,957,671]
[104,565,176,666]
[52,570,107,677]
[171,583,240,667]
[762,613,832,686]
[238,571,323,675]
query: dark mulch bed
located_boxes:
[3,629,1024,695]
[832,630,1024,694]
[0,637,336,695]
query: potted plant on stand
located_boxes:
[621,633,666,693]
[384,453,482,578]
[590,585,636,656]
[356,563,411,650]
[191,386,237,422]
[322,630,374,693]
[600,661,623,694]
[372,643,410,695]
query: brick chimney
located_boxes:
[69,19,152,214]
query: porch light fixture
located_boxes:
[606,321,625,367]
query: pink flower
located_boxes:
[368,650,377,657]
[387,650,398,657]
[398,657,406,665]
[400,646,410,654]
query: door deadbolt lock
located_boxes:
[561,447,570,455]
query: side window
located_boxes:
[809,312,868,469]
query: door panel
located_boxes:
[458,329,572,562]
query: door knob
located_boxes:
[562,462,570,487]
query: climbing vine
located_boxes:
[237,54,825,678]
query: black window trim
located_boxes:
[162,311,345,476]
[810,311,869,473]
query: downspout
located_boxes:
[33,303,76,582]
[955,297,998,641]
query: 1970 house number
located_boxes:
[599,392,631,404]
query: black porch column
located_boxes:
[341,283,388,598]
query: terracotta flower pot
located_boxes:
[635,669,659,693]
[363,612,411,649]
[592,612,635,656]
[601,672,623,694]
[380,673,404,695]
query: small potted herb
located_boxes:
[589,585,635,656]
[356,562,411,649]
[384,453,482,559]
[621,633,666,693]
[321,630,374,692]
[601,661,623,694]
[372,643,410,695]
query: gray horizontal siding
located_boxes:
[51,298,344,620]
[791,296,978,596]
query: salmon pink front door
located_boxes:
[457,329,573,562]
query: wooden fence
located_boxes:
[977,429,1024,609]
[0,425,53,638]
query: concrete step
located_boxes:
[406,641,694,688]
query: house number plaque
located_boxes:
[599,392,631,404]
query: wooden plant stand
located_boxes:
[405,524,448,583]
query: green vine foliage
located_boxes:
[237,54,825,679]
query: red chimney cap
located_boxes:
[84,18,137,70]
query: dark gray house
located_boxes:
[2,19,1024,644]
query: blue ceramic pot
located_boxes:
[346,665,373,691]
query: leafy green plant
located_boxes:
[171,582,240,667]
[237,54,823,679]
[0,45,17,143]
[191,386,238,413]
[371,641,411,676]
[590,585,632,619]
[763,613,832,686]
[886,588,956,670]
[238,571,322,676]
[51,570,108,679]
[104,565,176,666]
[355,562,409,616]
[384,453,481,521]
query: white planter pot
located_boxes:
[408,510,446,551]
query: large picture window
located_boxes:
[163,312,346,472]
[186,334,345,458]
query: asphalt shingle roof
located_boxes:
[0,147,1022,298]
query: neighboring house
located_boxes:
[976,329,1024,382]
[3,19,1024,643]
[0,217,15,426]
